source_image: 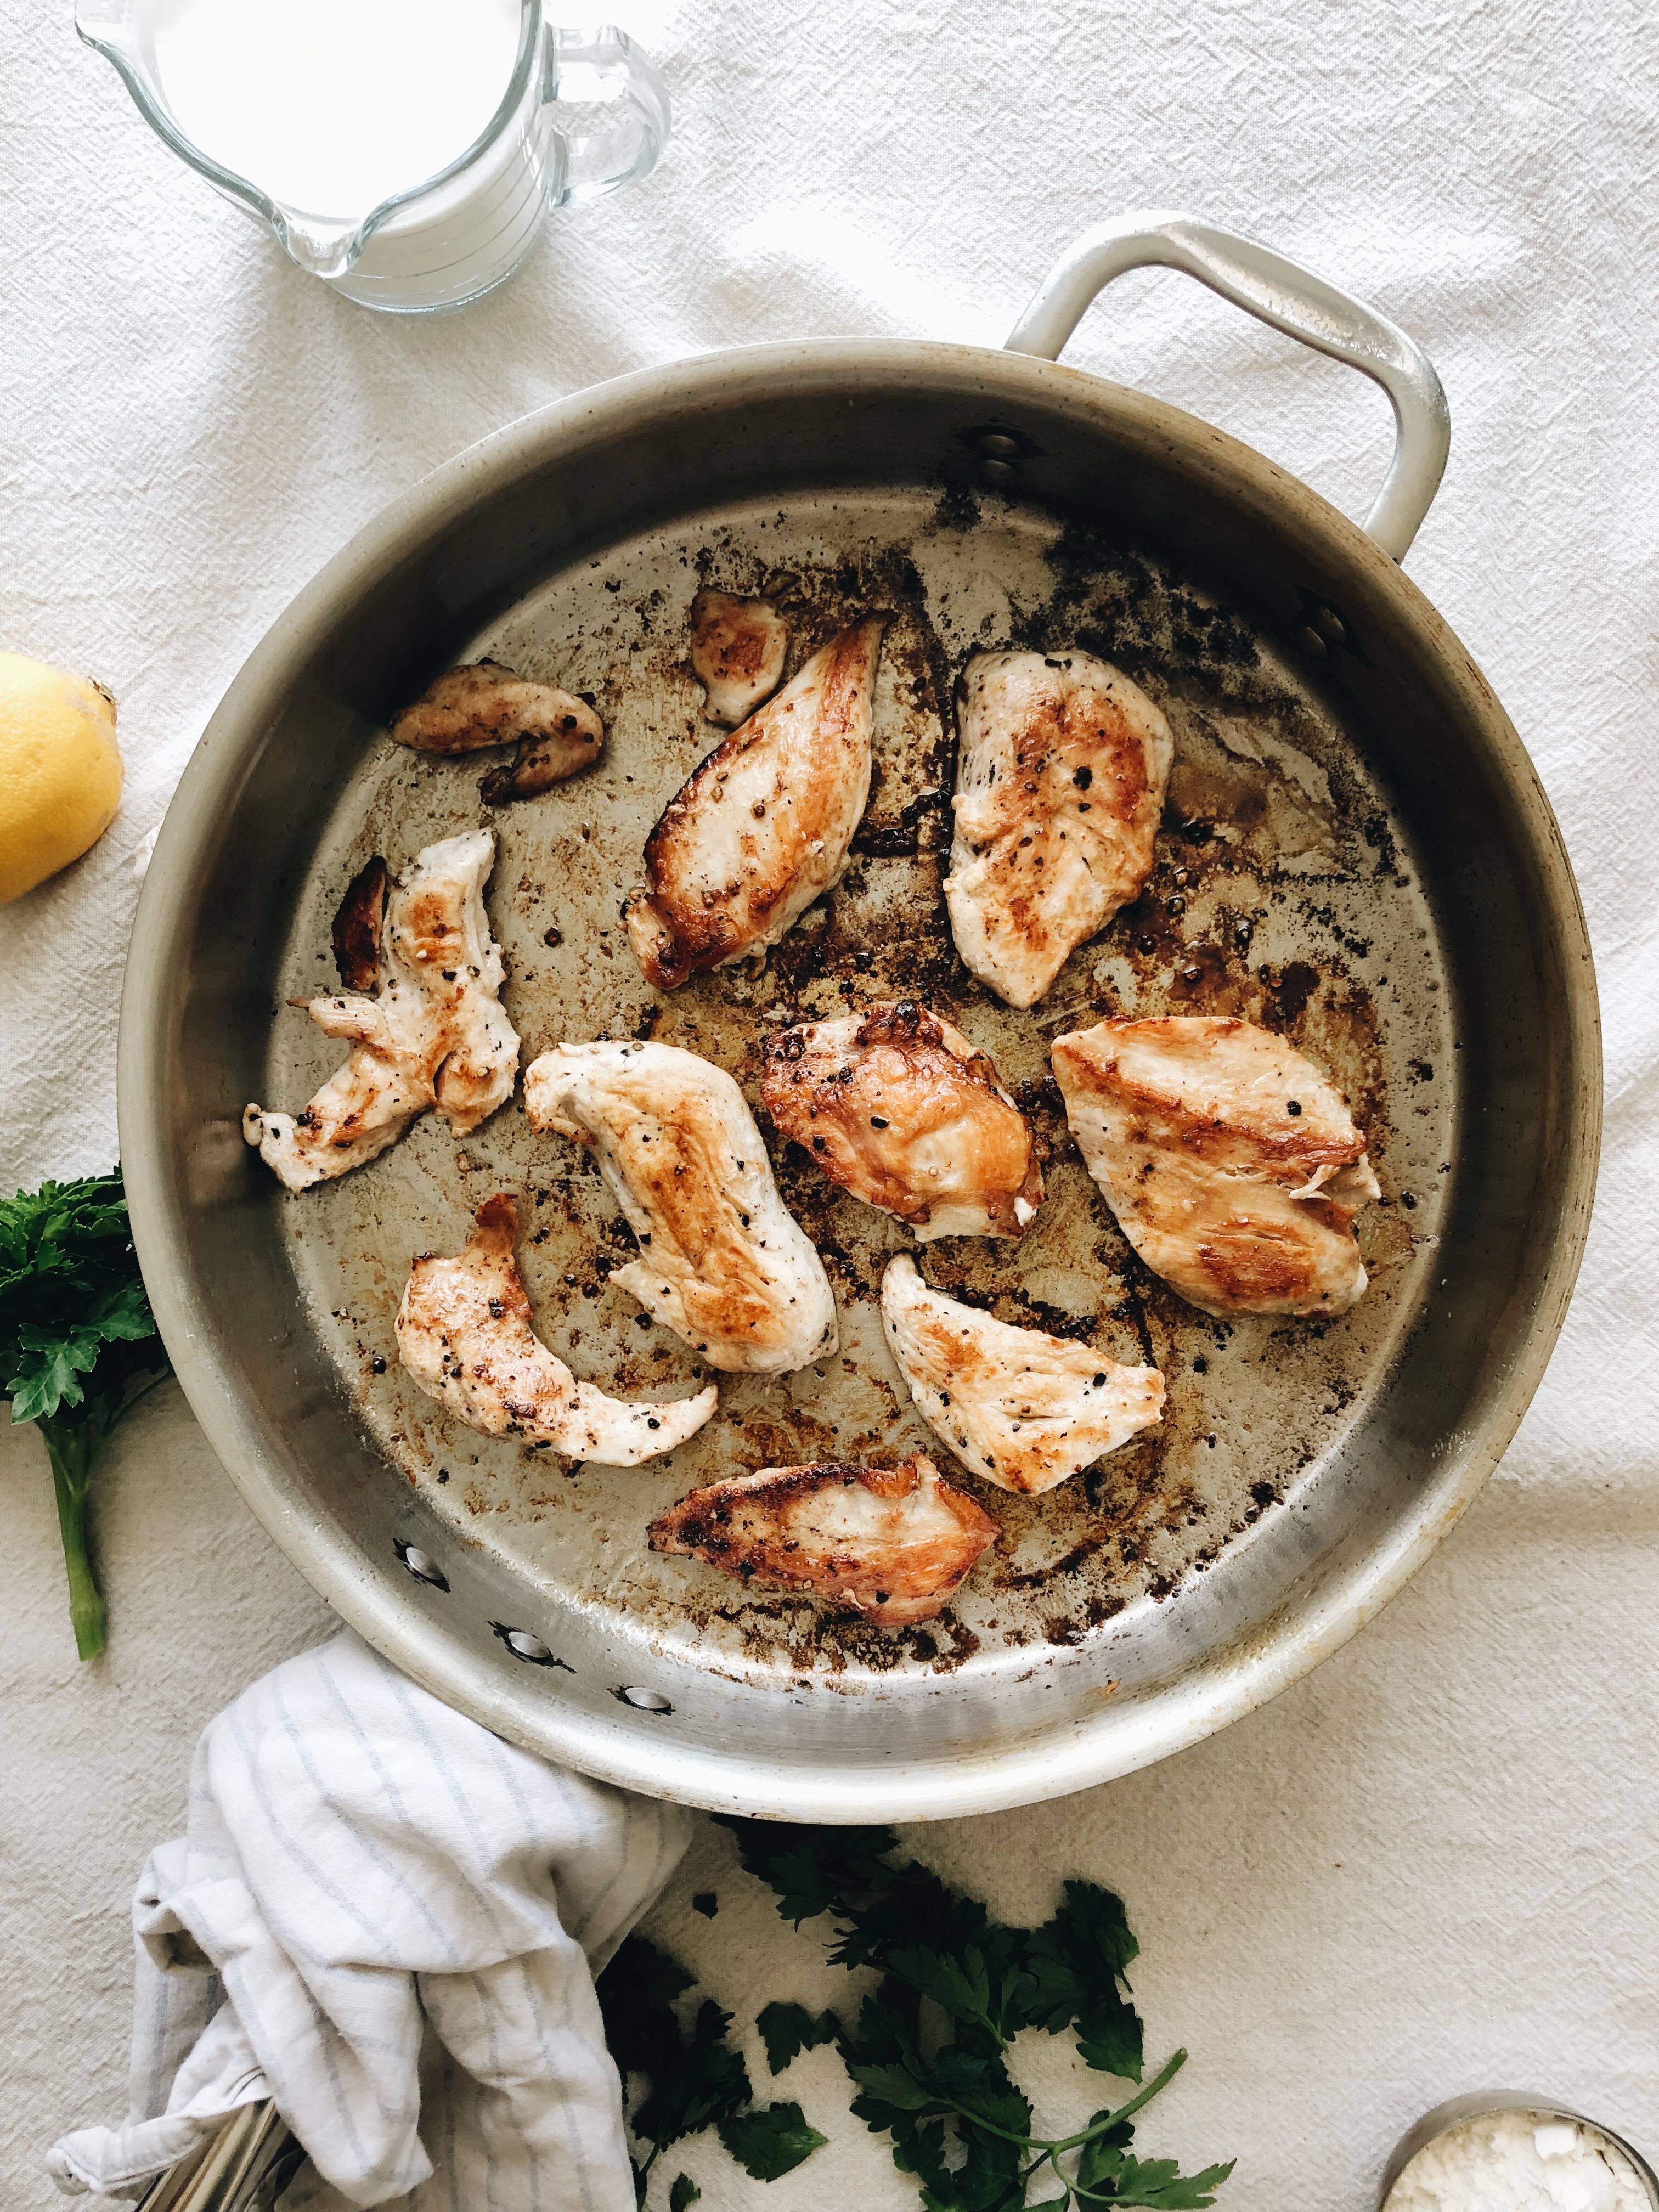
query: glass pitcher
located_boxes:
[75,0,670,313]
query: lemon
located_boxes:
[0,650,123,904]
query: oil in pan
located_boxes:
[269,486,1455,1690]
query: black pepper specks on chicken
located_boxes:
[649,1452,998,1625]
[390,659,604,803]
[881,1256,1163,1493]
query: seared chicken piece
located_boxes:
[388,659,605,803]
[761,1000,1042,1240]
[1051,1015,1381,1318]
[397,1195,716,1465]
[691,589,788,725]
[524,1040,837,1373]
[649,1452,997,1626]
[244,828,520,1192]
[625,617,887,989]
[945,648,1173,1009]
[881,1255,1163,1494]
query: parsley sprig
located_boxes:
[1,1172,171,1658]
[597,1934,827,2205]
[597,1825,1233,2211]
[721,1821,1233,2211]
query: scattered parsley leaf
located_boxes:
[710,1819,1234,2212]
[717,2101,828,2181]
[631,1999,751,2151]
[758,2000,839,2075]
[886,1944,996,2035]
[1,1171,171,1658]
[1025,1880,1146,2080]
[1077,2115,1134,2194]
[601,1835,1233,2211]
[845,2058,941,2114]
[692,1892,719,1918]
[728,1826,900,1926]
[668,2178,699,2212]
[1092,2155,1236,2208]
[597,1937,751,2201]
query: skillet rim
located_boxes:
[116,336,1603,1818]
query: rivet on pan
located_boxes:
[1297,625,1328,658]
[618,1685,673,1713]
[1309,603,1348,648]
[393,1540,449,1592]
[975,432,1023,458]
[979,456,1021,483]
[491,1622,572,1669]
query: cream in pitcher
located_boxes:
[148,0,524,219]
[76,0,669,309]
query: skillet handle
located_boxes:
[1005,211,1450,562]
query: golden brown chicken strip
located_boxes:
[389,659,604,802]
[761,1000,1042,1240]
[396,1194,716,1465]
[881,1256,1163,1493]
[524,1040,837,1374]
[243,829,519,1191]
[625,617,887,989]
[1051,1014,1380,1318]
[945,648,1172,1008]
[649,1453,997,1626]
[690,589,788,725]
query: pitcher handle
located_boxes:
[1005,210,1450,562]
[543,24,670,208]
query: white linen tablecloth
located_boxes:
[2,0,1656,2204]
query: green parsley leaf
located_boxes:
[1076,2115,1133,2194]
[1024,1880,1145,2080]
[597,1936,751,2198]
[716,2102,828,2182]
[2,1171,171,1658]
[717,1822,902,1926]
[1091,2155,1237,2208]
[886,1945,996,2034]
[605,1836,1233,2212]
[8,1317,107,1423]
[757,2001,839,2075]
[845,2060,941,2114]
[668,2177,699,2212]
[632,1999,751,2150]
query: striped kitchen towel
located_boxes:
[46,1629,692,2208]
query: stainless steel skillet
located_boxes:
[119,213,1600,1822]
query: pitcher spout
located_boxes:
[272,210,368,280]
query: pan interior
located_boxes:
[267,486,1454,1694]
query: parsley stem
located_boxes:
[38,1413,106,1662]
[1049,2047,1189,2152]
[951,2047,1192,2160]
